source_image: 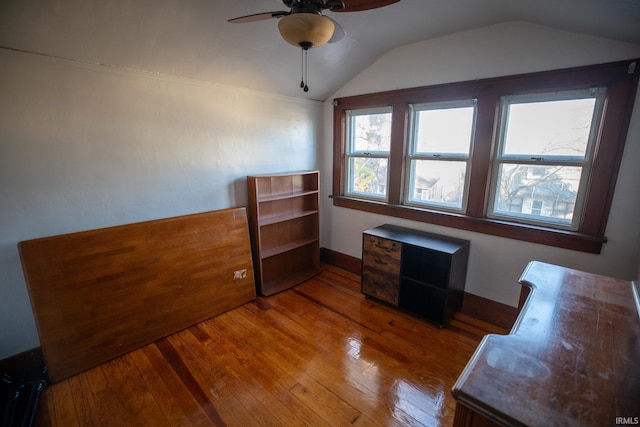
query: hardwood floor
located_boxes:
[34,265,507,426]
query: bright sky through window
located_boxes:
[502,99,596,158]
[414,107,474,155]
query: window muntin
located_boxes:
[405,101,476,211]
[345,107,392,200]
[488,89,605,229]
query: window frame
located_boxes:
[404,99,477,212]
[344,106,393,201]
[487,88,607,230]
[331,59,639,254]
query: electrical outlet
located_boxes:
[233,269,247,280]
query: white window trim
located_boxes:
[344,106,393,201]
[487,88,607,230]
[404,99,477,212]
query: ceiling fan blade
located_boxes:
[228,11,289,23]
[328,17,345,43]
[332,0,400,12]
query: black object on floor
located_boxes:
[1,366,48,427]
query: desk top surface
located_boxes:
[452,261,640,427]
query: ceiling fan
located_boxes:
[229,0,401,92]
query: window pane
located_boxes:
[408,160,467,209]
[493,164,583,225]
[414,107,474,155]
[350,111,392,153]
[347,157,388,198]
[503,98,596,158]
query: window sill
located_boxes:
[331,195,606,254]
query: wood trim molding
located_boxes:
[460,292,517,330]
[321,247,517,329]
[320,247,361,275]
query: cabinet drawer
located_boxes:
[363,236,401,275]
[362,268,399,305]
[364,235,401,257]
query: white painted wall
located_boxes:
[321,22,640,307]
[0,49,323,359]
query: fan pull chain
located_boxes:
[300,47,309,92]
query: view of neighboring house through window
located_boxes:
[488,89,605,230]
[406,100,476,211]
[345,107,392,200]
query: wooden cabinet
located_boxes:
[247,171,321,296]
[362,224,469,327]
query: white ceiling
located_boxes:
[1,0,639,101]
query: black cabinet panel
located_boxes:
[402,245,450,289]
[399,278,446,322]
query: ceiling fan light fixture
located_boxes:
[277,13,335,49]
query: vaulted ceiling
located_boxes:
[1,0,639,101]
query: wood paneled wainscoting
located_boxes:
[33,265,506,426]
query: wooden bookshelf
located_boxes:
[247,171,321,296]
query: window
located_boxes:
[345,107,392,200]
[332,60,639,253]
[488,89,606,229]
[406,100,476,211]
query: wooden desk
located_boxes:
[452,261,640,427]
